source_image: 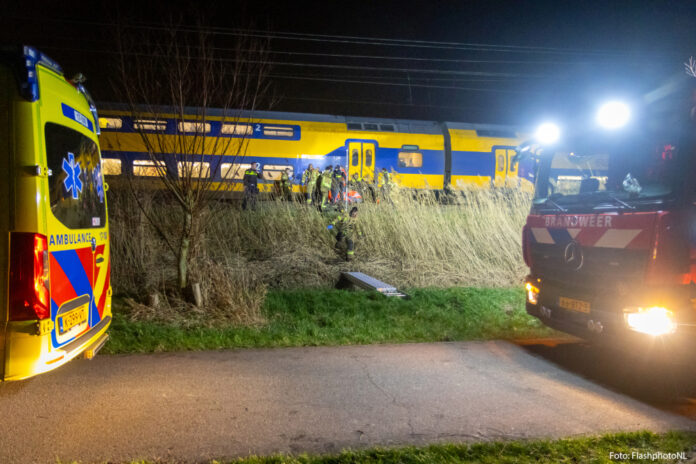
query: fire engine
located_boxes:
[519,93,696,350]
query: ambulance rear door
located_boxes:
[38,66,110,351]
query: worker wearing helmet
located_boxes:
[319,165,333,211]
[327,206,362,260]
[302,164,319,205]
[280,168,292,201]
[378,167,393,203]
[243,162,263,210]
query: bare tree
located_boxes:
[686,57,696,78]
[113,18,271,294]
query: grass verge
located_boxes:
[63,431,696,463]
[229,431,696,463]
[104,287,555,354]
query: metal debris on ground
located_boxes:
[338,271,408,298]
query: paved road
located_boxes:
[0,340,694,464]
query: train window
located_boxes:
[221,124,253,135]
[263,164,293,181]
[177,161,211,178]
[476,129,517,138]
[220,163,251,180]
[178,121,211,134]
[347,123,362,130]
[263,125,295,137]
[379,124,395,132]
[133,119,167,131]
[365,149,373,166]
[363,123,379,131]
[102,158,122,175]
[133,159,166,177]
[497,155,505,171]
[398,151,422,168]
[99,117,122,130]
[351,149,359,166]
[402,144,419,151]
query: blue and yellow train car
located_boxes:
[97,106,530,195]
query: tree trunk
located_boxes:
[178,210,192,290]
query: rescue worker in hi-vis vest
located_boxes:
[332,165,347,204]
[312,166,322,204]
[302,164,318,204]
[319,165,333,211]
[378,167,392,202]
[350,172,363,198]
[327,206,362,260]
[280,168,292,201]
[243,162,263,210]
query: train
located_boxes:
[96,105,534,195]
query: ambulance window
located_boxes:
[45,123,106,229]
[102,158,122,175]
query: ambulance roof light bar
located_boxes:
[20,46,63,102]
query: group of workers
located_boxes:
[242,162,394,260]
[300,163,394,210]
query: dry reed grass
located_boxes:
[108,186,531,323]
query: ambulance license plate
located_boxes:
[559,297,590,314]
[59,305,88,334]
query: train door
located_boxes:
[348,141,376,183]
[493,146,517,187]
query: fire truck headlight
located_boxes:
[596,101,630,129]
[535,123,560,145]
[624,306,676,336]
[525,282,540,305]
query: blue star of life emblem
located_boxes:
[62,152,83,199]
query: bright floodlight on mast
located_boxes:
[596,101,630,129]
[535,122,560,145]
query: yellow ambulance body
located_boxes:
[0,46,111,381]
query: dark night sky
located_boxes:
[3,0,696,125]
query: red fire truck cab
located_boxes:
[521,96,696,352]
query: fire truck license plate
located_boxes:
[59,305,88,334]
[559,297,590,313]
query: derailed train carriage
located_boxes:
[96,106,534,195]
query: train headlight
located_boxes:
[624,306,676,336]
[525,282,540,305]
[535,123,560,145]
[596,101,630,129]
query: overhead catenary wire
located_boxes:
[8,14,667,58]
[40,45,545,79]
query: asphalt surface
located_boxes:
[0,340,695,464]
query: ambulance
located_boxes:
[520,93,696,350]
[0,46,111,381]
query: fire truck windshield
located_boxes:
[533,127,689,211]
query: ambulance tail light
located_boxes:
[9,233,51,321]
[645,212,690,285]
